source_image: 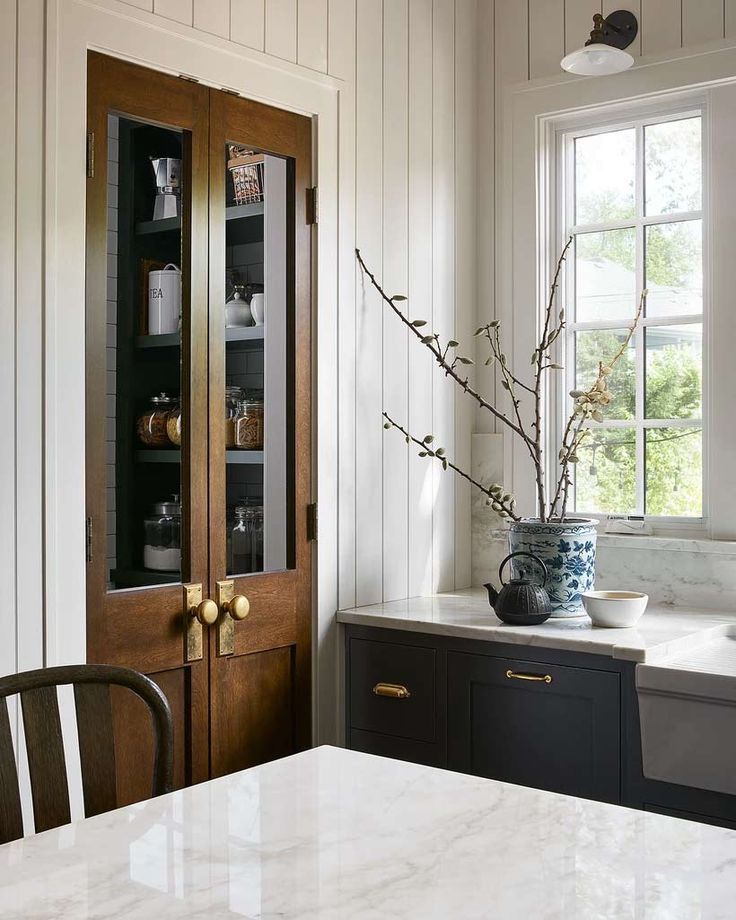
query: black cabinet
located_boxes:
[447,651,620,803]
[344,623,736,824]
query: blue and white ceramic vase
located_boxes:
[507,518,599,618]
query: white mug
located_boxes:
[148,264,181,335]
[250,292,265,326]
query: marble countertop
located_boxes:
[2,745,736,918]
[337,587,736,662]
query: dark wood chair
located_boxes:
[0,664,173,845]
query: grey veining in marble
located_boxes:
[338,586,736,662]
[2,746,736,919]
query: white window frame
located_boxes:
[554,102,707,534]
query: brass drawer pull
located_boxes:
[373,682,411,699]
[506,669,552,684]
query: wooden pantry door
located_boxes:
[85,52,210,803]
[207,88,313,776]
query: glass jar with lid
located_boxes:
[137,393,177,448]
[232,397,264,450]
[229,504,253,575]
[225,385,244,448]
[143,495,181,571]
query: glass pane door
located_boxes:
[221,143,293,577]
[105,113,186,590]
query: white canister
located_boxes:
[148,264,181,335]
[249,292,265,326]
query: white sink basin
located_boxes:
[637,625,736,795]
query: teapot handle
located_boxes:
[499,551,548,587]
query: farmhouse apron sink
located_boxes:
[637,625,736,796]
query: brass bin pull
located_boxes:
[506,669,552,684]
[373,682,411,699]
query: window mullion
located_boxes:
[635,122,646,515]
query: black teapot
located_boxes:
[484,552,552,625]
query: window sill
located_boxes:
[489,528,736,556]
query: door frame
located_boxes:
[44,0,341,747]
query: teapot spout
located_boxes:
[483,583,498,608]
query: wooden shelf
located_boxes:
[111,568,181,589]
[227,450,264,464]
[226,325,264,343]
[135,216,181,235]
[136,449,181,463]
[226,202,264,221]
[136,449,263,464]
[136,333,180,349]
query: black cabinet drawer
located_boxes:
[348,637,436,743]
[349,729,444,768]
[447,651,621,803]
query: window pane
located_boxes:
[576,330,635,420]
[645,220,702,318]
[574,428,637,514]
[575,229,636,322]
[645,117,701,216]
[645,428,702,517]
[575,129,635,225]
[645,324,702,419]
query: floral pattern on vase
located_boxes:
[507,518,599,617]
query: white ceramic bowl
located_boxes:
[582,590,649,628]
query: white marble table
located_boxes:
[2,745,736,918]
[337,586,736,662]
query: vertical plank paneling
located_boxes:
[529,0,565,80]
[453,0,475,589]
[641,0,681,56]
[231,0,266,50]
[328,0,355,80]
[432,0,455,591]
[727,0,736,37]
[153,0,193,26]
[382,0,409,601]
[336,1,357,609]
[0,0,17,694]
[16,0,45,679]
[298,0,328,71]
[475,0,495,435]
[265,0,298,61]
[355,0,384,605]
[494,0,528,85]
[193,0,229,37]
[565,0,600,54]
[603,1,641,55]
[408,0,434,596]
[682,0,723,46]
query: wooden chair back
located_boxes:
[0,664,173,844]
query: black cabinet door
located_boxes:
[447,652,620,803]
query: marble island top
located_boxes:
[337,587,736,662]
[2,745,736,918]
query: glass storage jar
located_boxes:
[137,393,176,448]
[225,385,244,448]
[229,505,253,575]
[143,495,181,571]
[232,397,264,450]
[166,402,182,446]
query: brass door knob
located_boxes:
[192,598,219,626]
[223,594,250,621]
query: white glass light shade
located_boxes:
[561,43,634,76]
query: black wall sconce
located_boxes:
[561,10,639,76]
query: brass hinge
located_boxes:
[220,86,240,96]
[306,503,318,542]
[85,516,93,563]
[306,186,318,225]
[86,131,95,179]
[179,73,200,83]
